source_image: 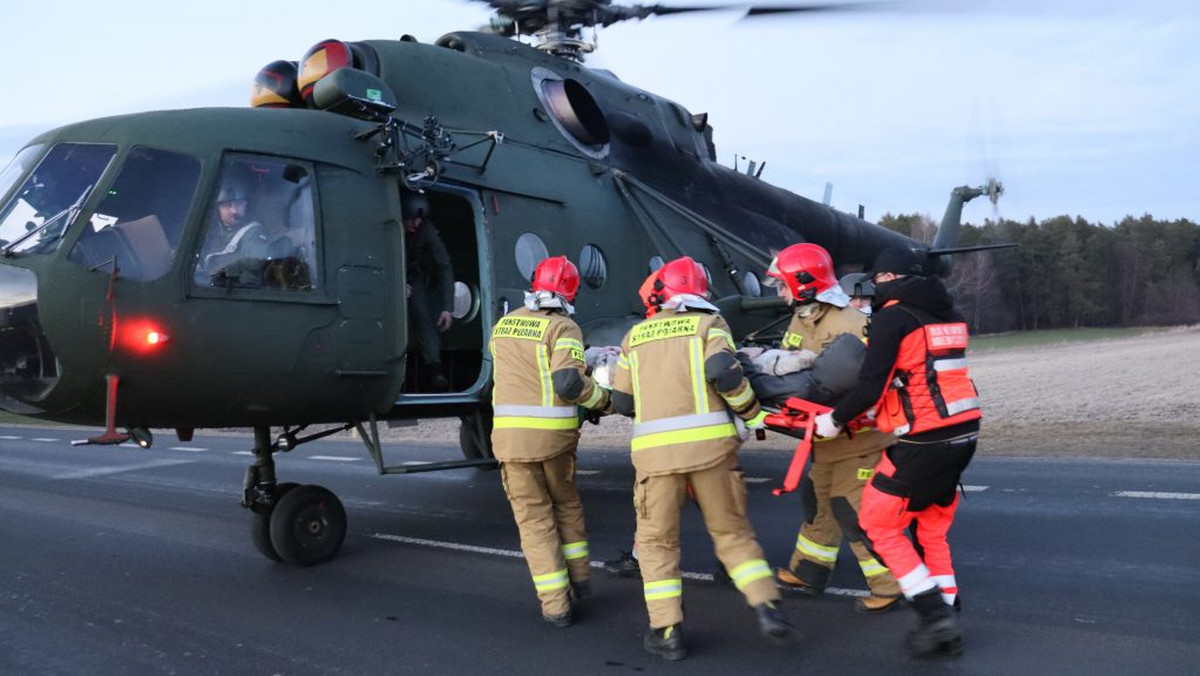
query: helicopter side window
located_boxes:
[0,143,117,256]
[68,147,200,282]
[0,144,44,208]
[193,156,318,292]
[579,244,607,290]
[514,232,549,280]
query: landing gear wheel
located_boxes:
[268,484,347,567]
[250,482,300,562]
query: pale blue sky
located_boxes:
[3,1,1197,225]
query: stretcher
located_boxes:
[761,397,869,496]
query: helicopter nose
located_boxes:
[0,264,58,414]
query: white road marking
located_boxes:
[32,438,59,442]
[576,470,601,476]
[169,446,207,452]
[1113,491,1200,500]
[310,455,359,462]
[744,477,772,484]
[232,451,254,456]
[0,435,22,440]
[369,533,869,594]
[962,485,989,492]
[402,461,432,466]
[120,443,141,449]
[53,458,194,480]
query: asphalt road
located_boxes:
[0,424,1197,675]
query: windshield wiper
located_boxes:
[2,183,94,256]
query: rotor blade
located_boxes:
[927,243,1019,257]
[744,2,895,17]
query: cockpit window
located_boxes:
[0,144,44,207]
[0,143,117,255]
[67,147,200,281]
[193,155,318,292]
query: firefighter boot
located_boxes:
[571,579,591,602]
[754,601,794,643]
[603,550,641,578]
[906,589,963,657]
[643,624,686,661]
[776,567,822,596]
[542,608,573,629]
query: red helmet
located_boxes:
[765,243,837,302]
[531,256,581,303]
[298,39,354,103]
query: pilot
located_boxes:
[488,256,610,628]
[840,272,876,315]
[816,246,982,658]
[200,183,269,279]
[764,243,904,614]
[402,190,454,392]
[610,256,789,661]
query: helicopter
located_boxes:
[0,0,1004,566]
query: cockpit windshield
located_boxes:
[0,143,117,256]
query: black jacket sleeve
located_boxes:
[830,307,916,425]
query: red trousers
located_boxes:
[859,454,960,605]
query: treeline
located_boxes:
[876,214,1200,333]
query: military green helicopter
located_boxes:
[0,0,1003,566]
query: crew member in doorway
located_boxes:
[402,190,454,391]
[764,243,903,614]
[816,246,982,658]
[611,256,790,661]
[489,256,611,628]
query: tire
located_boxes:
[249,482,300,562]
[268,484,347,567]
[459,421,484,460]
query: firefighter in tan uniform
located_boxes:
[765,243,903,613]
[489,256,610,628]
[611,256,793,661]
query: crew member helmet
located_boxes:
[839,272,875,299]
[401,192,429,221]
[217,185,248,204]
[531,256,581,303]
[765,243,837,302]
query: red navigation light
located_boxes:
[298,39,353,104]
[116,317,170,355]
[145,330,169,347]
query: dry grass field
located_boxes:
[378,326,1200,460]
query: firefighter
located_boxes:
[489,256,611,628]
[611,256,791,661]
[764,243,903,613]
[816,246,982,657]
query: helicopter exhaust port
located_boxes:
[531,68,610,157]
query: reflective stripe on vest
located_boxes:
[493,404,579,431]
[631,411,736,452]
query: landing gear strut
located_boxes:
[242,425,349,566]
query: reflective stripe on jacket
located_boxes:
[489,307,609,462]
[875,304,981,436]
[612,310,760,476]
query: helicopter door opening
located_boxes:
[400,189,484,395]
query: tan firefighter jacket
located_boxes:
[612,310,761,476]
[489,307,610,463]
[783,302,892,463]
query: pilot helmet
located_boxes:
[217,185,248,204]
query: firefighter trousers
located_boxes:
[501,452,590,617]
[635,455,779,629]
[860,452,963,605]
[787,451,901,597]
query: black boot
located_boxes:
[754,601,794,643]
[906,589,962,657]
[603,550,641,578]
[543,607,573,629]
[571,579,591,602]
[644,624,686,661]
